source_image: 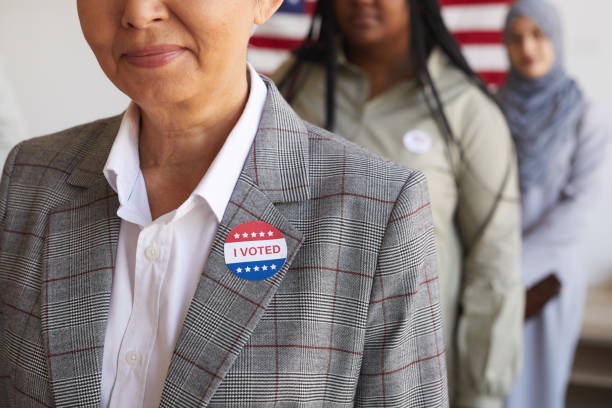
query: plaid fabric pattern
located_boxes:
[0,78,447,407]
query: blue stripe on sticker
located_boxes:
[227,259,286,281]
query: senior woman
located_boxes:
[499,1,610,407]
[0,1,448,407]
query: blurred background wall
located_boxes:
[1,0,611,283]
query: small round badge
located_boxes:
[224,221,288,281]
[403,130,432,154]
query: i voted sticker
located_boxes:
[224,221,287,281]
[403,130,432,154]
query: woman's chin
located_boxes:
[121,83,196,108]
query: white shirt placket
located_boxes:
[109,223,170,407]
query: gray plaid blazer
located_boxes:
[0,79,448,407]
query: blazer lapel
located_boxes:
[160,80,310,407]
[42,117,121,407]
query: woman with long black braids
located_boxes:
[273,1,523,406]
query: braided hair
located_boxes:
[277,0,509,248]
[278,0,492,135]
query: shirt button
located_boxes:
[144,244,160,261]
[125,351,141,365]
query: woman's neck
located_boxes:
[136,66,250,220]
[138,68,249,169]
[344,39,415,99]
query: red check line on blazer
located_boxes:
[75,167,103,176]
[228,200,301,243]
[359,349,446,377]
[198,274,279,404]
[258,128,309,137]
[38,137,74,186]
[3,229,44,240]
[245,344,362,356]
[261,184,308,192]
[42,266,114,283]
[14,386,53,408]
[49,193,117,215]
[11,294,42,382]
[14,163,70,176]
[48,194,117,215]
[228,184,256,226]
[48,345,103,358]
[202,272,266,310]
[322,145,347,406]
[2,300,40,319]
[312,192,395,205]
[369,277,440,305]
[252,138,259,185]
[290,265,373,280]
[257,126,334,142]
[378,275,388,406]
[174,352,224,381]
[388,202,431,224]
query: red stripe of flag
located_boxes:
[250,36,304,50]
[305,1,316,15]
[440,0,513,5]
[478,71,507,86]
[453,30,503,45]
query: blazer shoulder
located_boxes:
[304,121,425,187]
[16,115,122,168]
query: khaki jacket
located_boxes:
[274,50,523,408]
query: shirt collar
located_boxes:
[191,63,267,221]
[103,63,268,224]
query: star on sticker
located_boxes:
[245,267,251,272]
[251,232,258,238]
[268,231,274,237]
[236,267,242,273]
[262,265,268,271]
[242,233,249,238]
[259,232,265,237]
[254,266,260,271]
[234,233,240,239]
[270,264,276,270]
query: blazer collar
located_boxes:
[66,77,310,205]
[45,78,309,406]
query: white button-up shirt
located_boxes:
[100,65,267,408]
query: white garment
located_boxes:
[100,64,267,408]
[505,103,610,408]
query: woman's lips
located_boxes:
[349,13,380,27]
[123,44,186,68]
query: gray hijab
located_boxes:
[497,0,584,192]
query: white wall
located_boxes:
[0,2,130,139]
[550,0,612,285]
[1,1,611,284]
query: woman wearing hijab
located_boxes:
[0,0,449,406]
[500,1,610,407]
[273,1,523,406]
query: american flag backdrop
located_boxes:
[248,0,513,87]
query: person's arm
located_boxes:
[520,103,611,286]
[354,172,448,407]
[0,143,22,407]
[454,97,523,408]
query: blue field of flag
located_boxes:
[279,0,306,13]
